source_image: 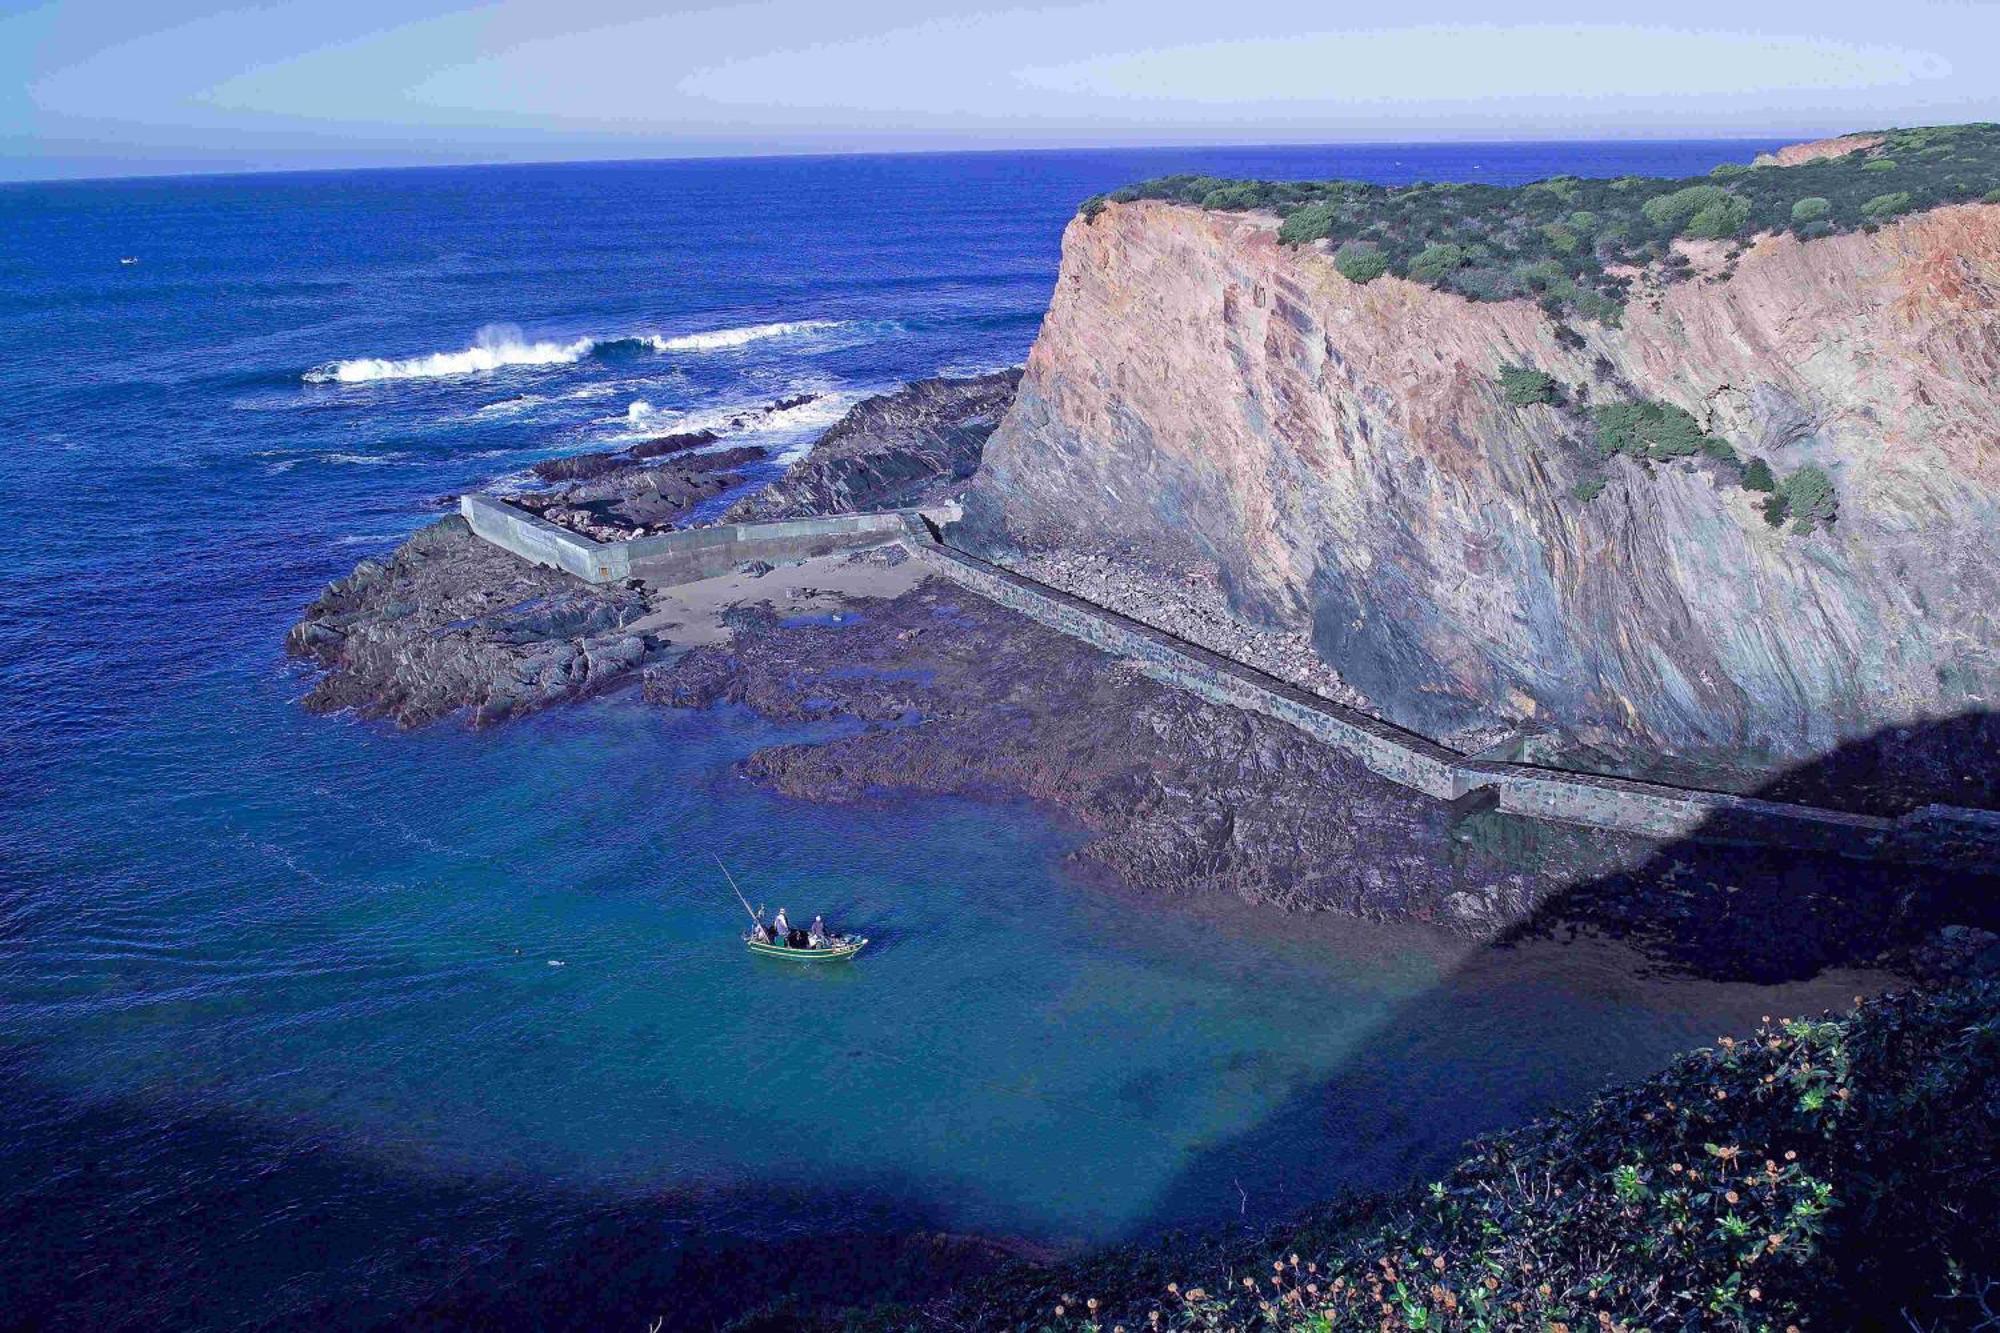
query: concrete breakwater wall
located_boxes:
[900,524,2000,874]
[460,494,907,584]
[457,493,1997,872]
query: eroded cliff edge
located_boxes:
[959,197,2000,792]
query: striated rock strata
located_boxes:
[960,198,2000,790]
[725,370,1021,520]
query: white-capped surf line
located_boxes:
[304,319,851,385]
[645,319,842,352]
[305,326,596,384]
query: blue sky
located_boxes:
[6,1,1998,180]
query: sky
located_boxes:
[5,0,1998,181]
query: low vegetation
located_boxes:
[816,983,1998,1333]
[1491,366,1836,534]
[1080,124,2000,322]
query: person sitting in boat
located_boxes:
[808,914,829,947]
[747,917,772,945]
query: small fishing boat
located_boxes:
[713,854,868,963]
[744,933,868,962]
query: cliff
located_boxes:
[960,191,2000,785]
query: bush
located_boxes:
[1862,158,1899,172]
[1685,193,1752,239]
[1200,184,1265,211]
[1641,184,1735,231]
[1497,364,1560,406]
[1572,477,1606,502]
[1276,200,1338,246]
[1407,243,1468,285]
[1333,241,1388,284]
[1094,124,2000,321]
[1699,436,1741,465]
[1778,462,1838,531]
[1741,457,1776,492]
[1862,191,1913,220]
[1592,398,1718,461]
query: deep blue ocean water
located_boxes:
[0,141,1878,1330]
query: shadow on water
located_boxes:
[0,1047,1025,1333]
[1127,712,2000,1240]
[4,720,1995,1333]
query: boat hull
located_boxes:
[745,937,868,961]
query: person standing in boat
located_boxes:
[772,907,791,946]
[808,914,828,947]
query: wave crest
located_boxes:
[304,319,849,385]
[304,325,596,384]
[646,319,843,352]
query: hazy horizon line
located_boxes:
[0,127,1830,188]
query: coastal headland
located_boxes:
[286,130,2000,1330]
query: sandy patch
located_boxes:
[627,544,927,647]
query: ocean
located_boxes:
[0,141,1859,1330]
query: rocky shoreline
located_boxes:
[725,369,1020,521]
[289,364,2000,971]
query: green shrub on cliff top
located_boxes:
[1862,190,1914,219]
[1087,122,2000,321]
[1332,240,1388,284]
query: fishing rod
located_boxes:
[712,853,761,925]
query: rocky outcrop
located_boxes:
[725,370,1021,520]
[959,197,2000,790]
[1752,133,1885,167]
[645,578,1592,928]
[513,445,767,541]
[286,517,657,727]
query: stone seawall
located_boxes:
[455,494,1998,872]
[460,494,907,584]
[900,522,1999,874]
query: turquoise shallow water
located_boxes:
[1,141,1867,1329]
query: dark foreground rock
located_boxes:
[286,517,658,727]
[725,370,1021,520]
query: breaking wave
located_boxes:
[304,326,596,384]
[303,319,849,384]
[645,319,844,352]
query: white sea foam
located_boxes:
[305,325,596,384]
[646,319,844,352]
[608,386,859,465]
[320,452,411,466]
[305,319,848,385]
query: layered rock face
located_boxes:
[725,370,1021,520]
[960,199,2000,779]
